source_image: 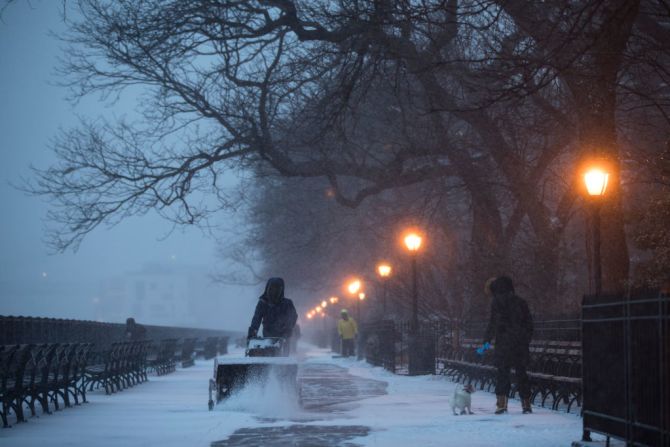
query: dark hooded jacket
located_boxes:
[248,278,298,338]
[483,277,533,366]
[125,318,146,341]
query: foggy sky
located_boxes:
[0,2,258,331]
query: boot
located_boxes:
[522,397,532,414]
[495,395,508,414]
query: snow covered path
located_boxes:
[2,345,586,446]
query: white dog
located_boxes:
[451,383,475,415]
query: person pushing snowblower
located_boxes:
[209,277,299,409]
[247,277,298,350]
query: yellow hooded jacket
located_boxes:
[338,317,358,340]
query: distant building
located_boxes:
[98,262,224,327]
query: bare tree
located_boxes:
[24,1,670,309]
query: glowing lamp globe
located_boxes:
[404,233,423,252]
[377,263,392,278]
[584,168,609,197]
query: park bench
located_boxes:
[178,338,197,368]
[1,344,26,427]
[85,342,121,394]
[217,336,229,355]
[147,338,177,376]
[84,341,148,395]
[437,338,582,413]
[199,337,219,360]
[0,343,94,427]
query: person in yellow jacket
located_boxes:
[337,309,358,357]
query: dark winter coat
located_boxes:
[483,292,533,366]
[248,278,298,339]
[125,319,146,341]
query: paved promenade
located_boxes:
[2,345,589,446]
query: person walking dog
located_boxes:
[480,276,534,414]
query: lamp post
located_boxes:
[581,165,609,444]
[321,311,327,344]
[403,231,423,331]
[358,292,366,323]
[347,279,361,301]
[345,279,364,320]
[346,278,363,358]
[377,263,392,314]
[584,167,609,296]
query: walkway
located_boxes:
[1,345,591,446]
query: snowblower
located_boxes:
[208,337,298,410]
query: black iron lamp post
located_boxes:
[376,262,392,314]
[403,231,423,331]
[584,167,609,295]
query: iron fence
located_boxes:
[362,318,581,374]
[582,291,669,447]
[361,318,584,414]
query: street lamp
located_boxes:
[584,167,609,295]
[329,296,339,304]
[321,300,328,308]
[346,279,363,322]
[347,279,361,295]
[403,230,424,330]
[377,262,392,313]
[357,292,366,324]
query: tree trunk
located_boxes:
[565,0,639,294]
[576,107,630,294]
[530,235,562,316]
[468,200,507,318]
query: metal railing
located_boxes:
[0,315,234,351]
[361,318,583,413]
[582,291,669,447]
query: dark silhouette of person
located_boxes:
[125,317,146,341]
[483,276,534,414]
[248,277,298,341]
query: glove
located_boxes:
[247,328,257,339]
[476,342,491,355]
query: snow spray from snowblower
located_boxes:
[208,337,299,411]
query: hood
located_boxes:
[490,276,515,297]
[261,277,285,304]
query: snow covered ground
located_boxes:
[1,343,594,446]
